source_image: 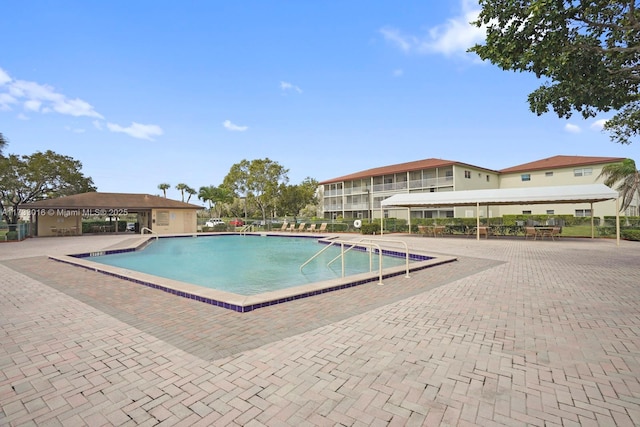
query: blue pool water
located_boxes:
[90,235,411,296]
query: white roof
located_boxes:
[380,184,618,208]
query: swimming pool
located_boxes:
[88,235,411,295]
[51,233,456,312]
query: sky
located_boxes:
[1,0,638,204]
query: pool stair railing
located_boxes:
[140,227,159,240]
[239,224,254,235]
[299,238,411,286]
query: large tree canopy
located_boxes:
[0,150,96,223]
[222,158,289,226]
[470,0,640,144]
[278,177,319,222]
[0,132,8,155]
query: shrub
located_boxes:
[360,223,381,235]
[621,229,640,241]
[6,231,18,240]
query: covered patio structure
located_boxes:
[380,184,620,244]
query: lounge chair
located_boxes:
[314,223,327,233]
[524,226,538,240]
[434,225,446,237]
[279,222,289,231]
[477,226,491,239]
[294,223,306,232]
[286,223,296,232]
[306,224,316,232]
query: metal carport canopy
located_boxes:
[380,184,620,243]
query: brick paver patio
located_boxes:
[1,234,639,426]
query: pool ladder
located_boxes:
[299,238,411,285]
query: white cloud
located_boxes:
[565,123,581,133]
[280,81,302,93]
[380,0,485,57]
[0,93,16,110]
[223,119,248,132]
[65,126,86,134]
[0,66,164,141]
[24,100,42,112]
[0,67,11,85]
[5,78,103,119]
[106,122,164,140]
[591,119,608,130]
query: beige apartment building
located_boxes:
[318,155,636,221]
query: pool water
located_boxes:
[90,235,411,296]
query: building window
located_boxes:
[445,170,453,181]
[521,174,531,182]
[545,171,553,177]
[464,170,471,179]
[575,209,592,217]
[574,167,592,177]
[546,210,554,215]
[522,210,532,215]
[486,175,490,182]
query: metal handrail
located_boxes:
[300,239,386,285]
[239,224,253,235]
[356,238,411,278]
[140,227,159,240]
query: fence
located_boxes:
[2,223,32,241]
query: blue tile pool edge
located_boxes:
[51,233,457,313]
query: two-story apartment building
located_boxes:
[319,158,500,221]
[498,155,636,218]
[318,155,635,221]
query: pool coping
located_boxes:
[48,232,457,312]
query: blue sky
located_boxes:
[1,0,638,203]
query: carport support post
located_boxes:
[616,199,620,246]
[407,208,411,234]
[591,202,595,239]
[476,202,480,240]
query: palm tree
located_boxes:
[598,158,640,213]
[198,185,216,211]
[158,183,170,198]
[175,183,187,202]
[185,186,196,203]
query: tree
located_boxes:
[277,177,319,223]
[158,183,170,198]
[185,186,196,203]
[175,183,189,202]
[198,185,234,218]
[223,158,289,227]
[0,150,96,223]
[470,1,640,144]
[598,158,640,213]
[0,132,8,156]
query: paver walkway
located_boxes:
[1,234,639,426]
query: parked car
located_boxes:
[229,218,245,227]
[205,218,225,227]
